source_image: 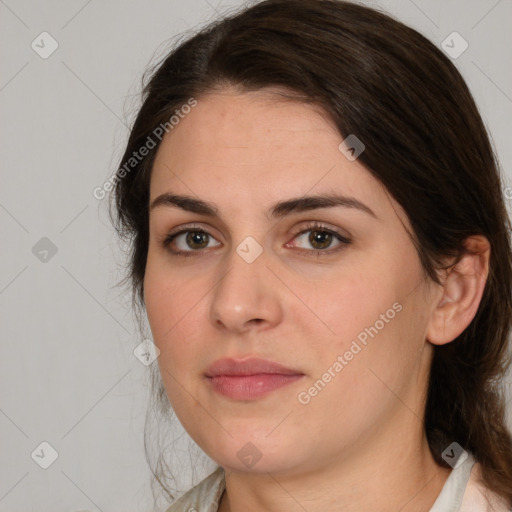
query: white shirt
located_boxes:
[165,453,511,512]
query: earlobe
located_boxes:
[426,235,490,346]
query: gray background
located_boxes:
[1,0,511,511]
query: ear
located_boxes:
[426,235,490,346]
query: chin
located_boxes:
[220,453,300,475]
[203,434,307,475]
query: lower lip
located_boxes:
[207,374,304,400]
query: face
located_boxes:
[144,87,438,476]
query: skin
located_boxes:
[144,86,490,512]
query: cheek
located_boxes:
[144,271,199,406]
[144,271,174,341]
[324,289,428,414]
[307,260,420,383]
[144,260,198,352]
[315,269,397,342]
[143,260,217,389]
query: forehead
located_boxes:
[156,88,338,166]
[149,88,409,228]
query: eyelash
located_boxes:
[161,222,352,258]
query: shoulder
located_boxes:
[460,460,511,512]
[164,466,225,512]
[430,453,511,512]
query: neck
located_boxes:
[218,426,451,512]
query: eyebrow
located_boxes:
[149,193,377,219]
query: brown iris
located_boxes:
[309,230,333,249]
[186,231,209,249]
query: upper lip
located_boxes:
[206,357,303,377]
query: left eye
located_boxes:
[291,228,349,251]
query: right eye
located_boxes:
[163,229,222,255]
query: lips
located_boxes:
[205,357,302,377]
[205,357,304,400]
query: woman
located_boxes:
[111,0,512,510]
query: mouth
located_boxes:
[205,357,305,400]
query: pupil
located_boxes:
[187,231,208,249]
[309,230,332,249]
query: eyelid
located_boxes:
[163,222,219,237]
[285,221,352,251]
[161,223,222,248]
[289,221,350,240]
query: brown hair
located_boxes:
[111,0,512,505]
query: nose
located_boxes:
[209,245,284,334]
